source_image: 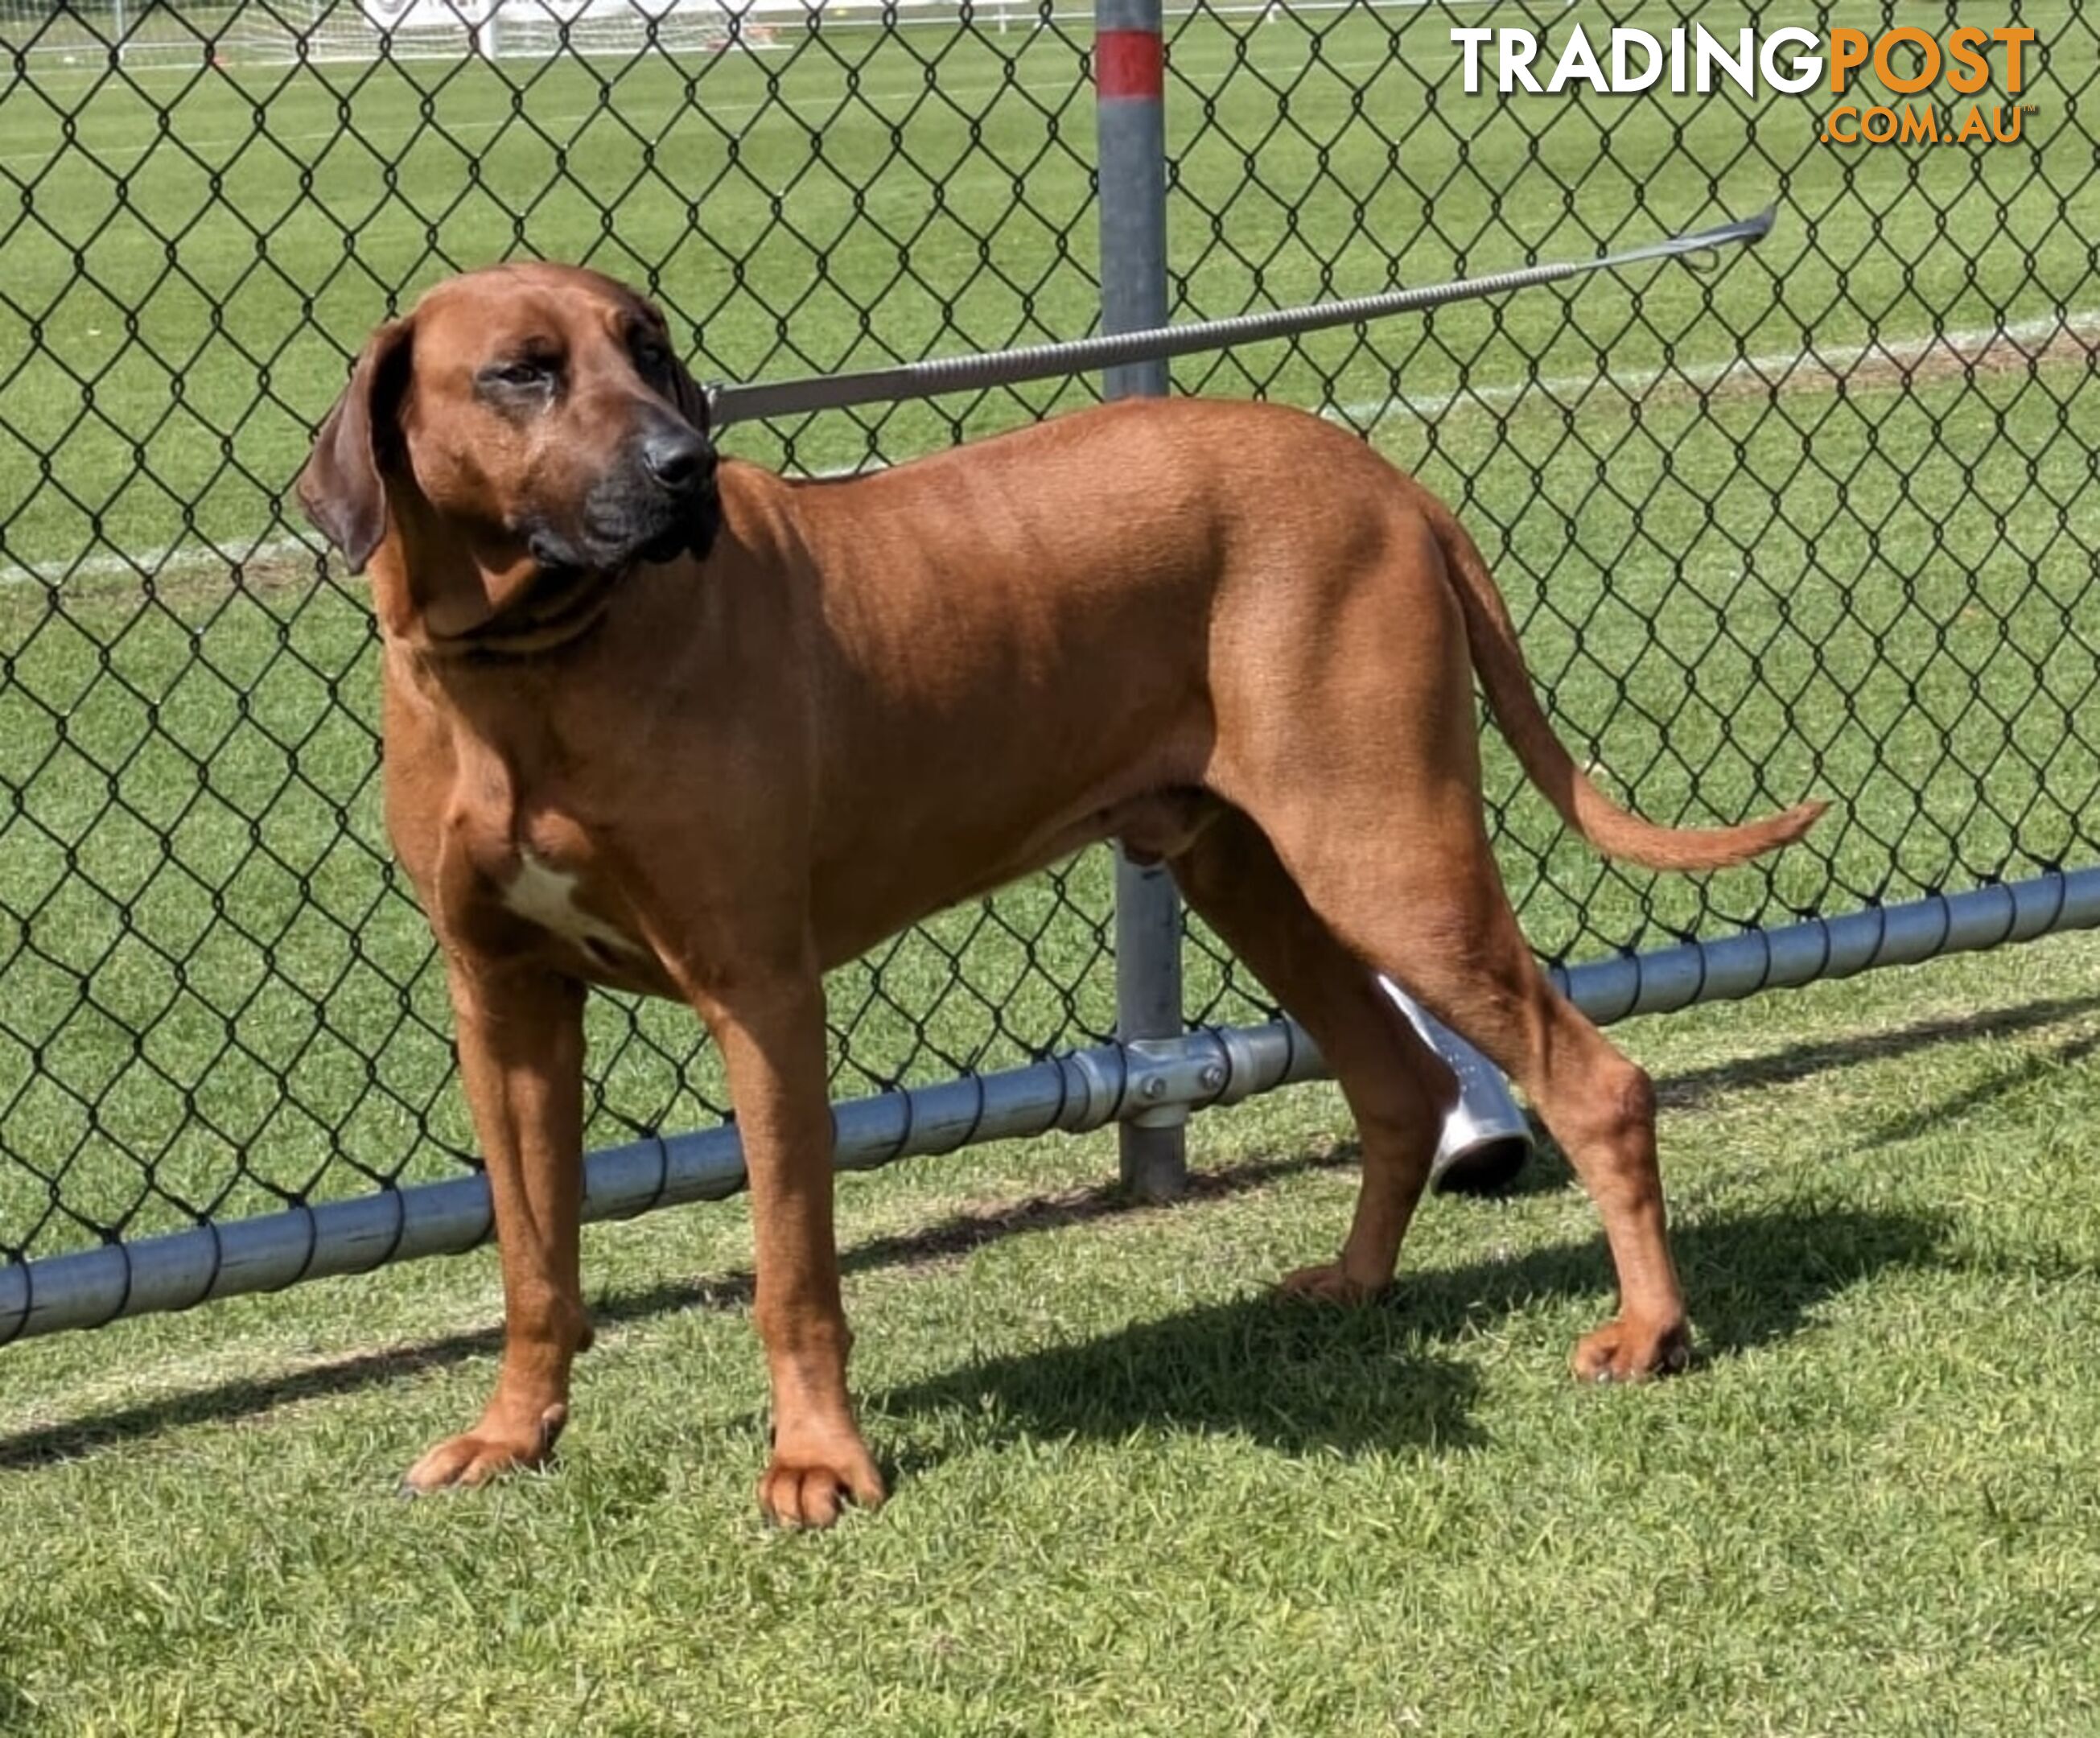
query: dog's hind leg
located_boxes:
[1257,790,1690,1382]
[1169,805,1453,1302]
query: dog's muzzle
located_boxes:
[535,419,722,576]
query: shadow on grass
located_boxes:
[873,1200,1954,1466]
[0,1147,1346,1472]
[1480,990,2100,1201]
[2,978,2036,1474]
[881,1292,1492,1466]
[1652,991,2100,1114]
[1859,1024,2100,1152]
[0,1176,1954,1476]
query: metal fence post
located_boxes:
[1095,0,1186,1201]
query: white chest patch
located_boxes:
[503,852,645,962]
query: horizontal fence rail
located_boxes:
[8,867,2098,1344]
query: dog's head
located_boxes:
[295,262,720,645]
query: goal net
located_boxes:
[0,0,1032,68]
[265,0,1045,66]
[233,0,859,64]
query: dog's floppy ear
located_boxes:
[644,299,712,434]
[667,352,712,435]
[296,316,414,574]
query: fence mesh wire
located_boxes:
[1,0,2095,1275]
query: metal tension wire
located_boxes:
[705,206,1777,430]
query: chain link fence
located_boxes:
[2,0,2096,1317]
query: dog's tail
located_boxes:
[1426,497,1828,874]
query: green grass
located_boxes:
[3,933,2100,1733]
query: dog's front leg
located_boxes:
[403,958,591,1493]
[706,970,886,1529]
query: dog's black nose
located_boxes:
[642,425,712,492]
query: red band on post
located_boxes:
[1097,30,1164,100]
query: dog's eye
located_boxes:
[485,357,554,389]
[634,341,669,377]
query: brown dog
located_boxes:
[298,262,1822,1527]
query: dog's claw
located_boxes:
[1571,1316,1694,1384]
[1274,1262,1386,1305]
[758,1443,887,1530]
[401,1404,567,1493]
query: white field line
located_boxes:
[2,527,327,585]
[1323,307,2100,426]
[6,310,2092,584]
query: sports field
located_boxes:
[1,3,2099,1724]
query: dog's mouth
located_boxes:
[469,490,707,657]
[635,487,719,566]
[535,472,721,579]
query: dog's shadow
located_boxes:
[872,1200,1954,1468]
[880,1283,1491,1465]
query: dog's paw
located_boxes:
[758,1439,887,1530]
[401,1405,566,1493]
[1274,1262,1386,1306]
[1571,1316,1694,1384]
